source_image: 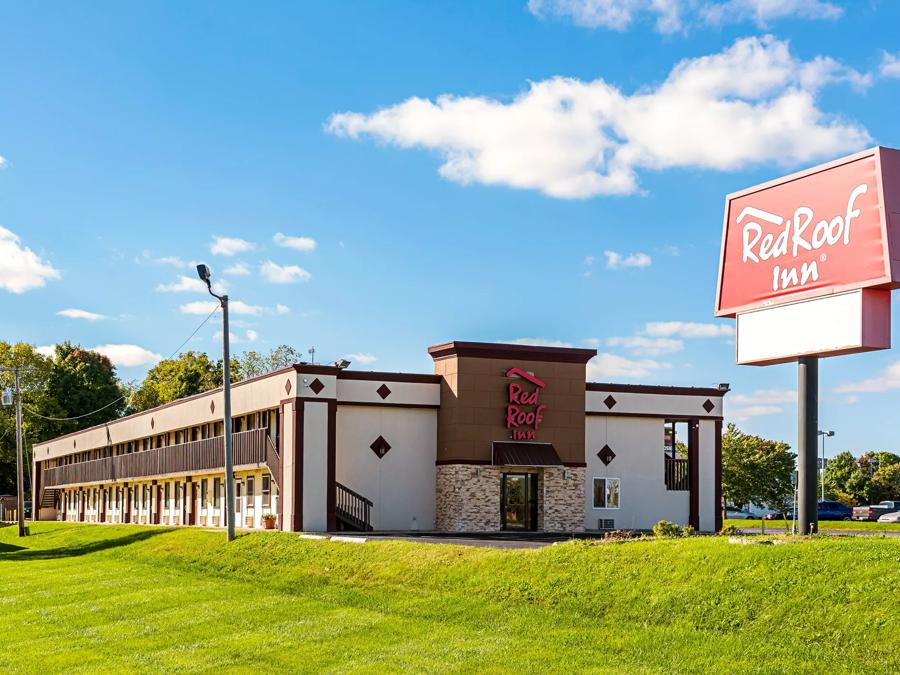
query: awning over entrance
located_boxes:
[491,442,563,467]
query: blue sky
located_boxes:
[1,1,899,455]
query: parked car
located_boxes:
[24,501,32,519]
[877,511,900,523]
[725,507,757,520]
[853,501,900,521]
[818,500,853,521]
[762,512,788,520]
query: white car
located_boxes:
[877,511,900,523]
[726,507,757,520]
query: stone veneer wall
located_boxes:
[436,464,585,533]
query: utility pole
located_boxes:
[797,357,819,535]
[197,264,235,542]
[818,430,834,502]
[1,366,38,537]
[308,346,316,365]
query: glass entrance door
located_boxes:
[501,473,538,531]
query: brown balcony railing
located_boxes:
[43,429,276,488]
[665,456,690,491]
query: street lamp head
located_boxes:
[196,264,212,284]
[333,359,351,369]
[1,389,12,407]
[717,383,731,393]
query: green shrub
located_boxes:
[719,524,743,536]
[653,520,686,538]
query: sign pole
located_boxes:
[797,356,819,535]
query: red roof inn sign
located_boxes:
[506,367,546,440]
[716,147,900,365]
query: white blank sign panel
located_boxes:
[736,289,891,366]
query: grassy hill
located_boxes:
[1,522,898,673]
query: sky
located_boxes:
[1,1,899,456]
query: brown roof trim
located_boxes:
[435,459,587,467]
[338,371,442,384]
[587,383,728,397]
[428,341,596,364]
[34,365,297,447]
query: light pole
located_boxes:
[1,366,38,537]
[197,264,235,542]
[817,430,834,502]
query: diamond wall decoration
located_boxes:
[210,400,216,414]
[376,383,392,400]
[597,444,616,466]
[309,378,325,395]
[370,435,392,459]
[703,399,715,413]
[150,417,155,430]
[285,379,292,395]
[603,395,617,410]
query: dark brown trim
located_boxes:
[338,370,442,384]
[435,459,492,466]
[587,411,724,421]
[36,365,298,447]
[338,401,440,410]
[294,364,342,376]
[588,382,728,397]
[277,404,285,529]
[326,400,337,532]
[428,341,596,364]
[688,421,700,531]
[298,395,338,403]
[714,420,723,532]
[563,462,587,468]
[291,400,303,532]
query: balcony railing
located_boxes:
[664,456,690,491]
[43,429,277,488]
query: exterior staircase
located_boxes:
[335,482,373,531]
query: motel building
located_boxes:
[32,341,726,534]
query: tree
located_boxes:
[722,424,795,514]
[128,352,223,413]
[0,342,126,495]
[233,345,303,381]
[870,463,900,503]
[823,451,856,500]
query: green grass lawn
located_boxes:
[725,518,900,532]
[1,523,898,673]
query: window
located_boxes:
[593,478,621,509]
[175,482,181,509]
[164,482,170,507]
[247,476,255,499]
[262,475,271,508]
[202,479,209,505]
[213,478,221,503]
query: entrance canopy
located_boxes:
[491,442,562,467]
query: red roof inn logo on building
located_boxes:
[505,367,546,440]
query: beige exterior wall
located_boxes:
[336,406,437,530]
[586,388,723,418]
[301,400,330,532]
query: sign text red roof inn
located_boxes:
[715,146,900,318]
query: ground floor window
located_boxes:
[593,477,621,509]
[501,472,538,531]
[262,475,271,508]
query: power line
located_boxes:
[21,304,221,422]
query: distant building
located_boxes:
[32,341,725,533]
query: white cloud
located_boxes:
[0,226,61,293]
[644,321,734,338]
[604,250,652,269]
[214,329,259,344]
[273,233,317,252]
[346,352,378,365]
[210,236,255,256]
[727,404,784,422]
[260,260,312,284]
[729,388,796,405]
[606,335,683,356]
[137,251,197,269]
[587,352,671,380]
[35,345,56,357]
[527,0,842,33]
[881,51,900,79]
[504,337,575,348]
[156,275,226,294]
[327,36,870,199]
[224,263,251,276]
[834,360,900,394]
[180,300,264,316]
[275,304,290,315]
[0,155,7,169]
[92,344,162,367]
[57,308,106,321]
[701,0,843,27]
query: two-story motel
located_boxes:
[32,341,726,533]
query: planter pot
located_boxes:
[262,519,276,530]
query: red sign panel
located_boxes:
[716,147,900,317]
[505,367,546,441]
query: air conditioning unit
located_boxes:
[597,518,615,530]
